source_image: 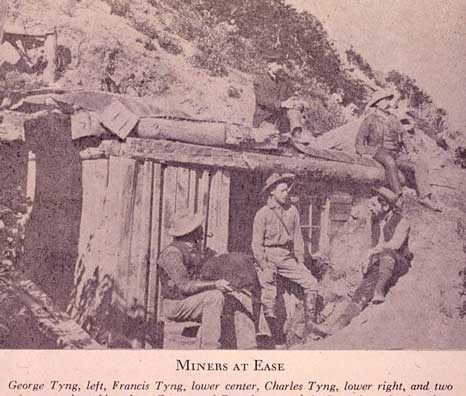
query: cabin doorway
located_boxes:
[227,170,265,254]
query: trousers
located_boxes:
[163,290,258,349]
[351,253,397,309]
[374,149,431,198]
[257,247,318,318]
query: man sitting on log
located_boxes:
[252,173,323,347]
[355,90,441,212]
[316,187,413,336]
[158,209,258,349]
[253,54,308,139]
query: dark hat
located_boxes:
[371,187,400,205]
[262,173,295,194]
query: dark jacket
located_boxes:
[371,210,413,276]
[252,72,294,133]
[355,110,405,157]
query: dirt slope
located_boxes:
[2,0,255,124]
[304,161,466,349]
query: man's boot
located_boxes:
[264,316,286,349]
[372,257,395,304]
[418,194,442,212]
[313,301,362,337]
[303,291,327,338]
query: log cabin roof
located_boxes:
[0,89,385,184]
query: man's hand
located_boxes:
[362,247,382,274]
[254,259,267,271]
[215,279,233,293]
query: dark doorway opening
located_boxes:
[228,170,265,254]
[23,113,83,310]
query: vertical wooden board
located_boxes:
[198,169,210,224]
[218,170,230,250]
[138,161,154,294]
[70,156,128,325]
[147,163,163,319]
[160,166,177,250]
[0,0,7,44]
[98,156,126,274]
[175,167,190,211]
[70,158,109,318]
[308,198,313,255]
[319,196,331,256]
[126,161,149,309]
[77,159,108,262]
[44,31,58,83]
[26,151,36,203]
[206,169,230,253]
[188,169,197,212]
[206,170,219,251]
[114,158,138,306]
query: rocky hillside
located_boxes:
[2,0,466,349]
[2,0,452,137]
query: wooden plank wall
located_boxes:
[206,169,230,253]
[72,158,230,347]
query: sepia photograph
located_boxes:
[0,0,465,351]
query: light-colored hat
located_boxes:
[262,173,295,194]
[167,208,205,237]
[367,90,397,108]
[371,186,400,205]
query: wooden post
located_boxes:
[308,197,313,255]
[128,161,153,310]
[0,0,7,44]
[147,163,163,321]
[175,167,190,211]
[319,196,331,256]
[44,29,57,84]
[26,151,36,204]
[206,169,230,253]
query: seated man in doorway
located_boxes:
[158,209,258,349]
[252,173,322,347]
[355,90,441,212]
[317,187,413,336]
[253,54,307,138]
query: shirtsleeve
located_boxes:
[251,209,267,265]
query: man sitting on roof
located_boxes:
[253,54,308,139]
[355,90,441,212]
[158,209,258,349]
[316,187,413,336]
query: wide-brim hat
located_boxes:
[167,209,205,237]
[262,173,295,194]
[367,90,397,108]
[371,186,400,205]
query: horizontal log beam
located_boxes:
[122,138,385,184]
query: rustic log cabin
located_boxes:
[0,88,385,348]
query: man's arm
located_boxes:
[292,206,305,265]
[251,209,267,269]
[161,248,230,295]
[355,114,383,157]
[373,218,410,252]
